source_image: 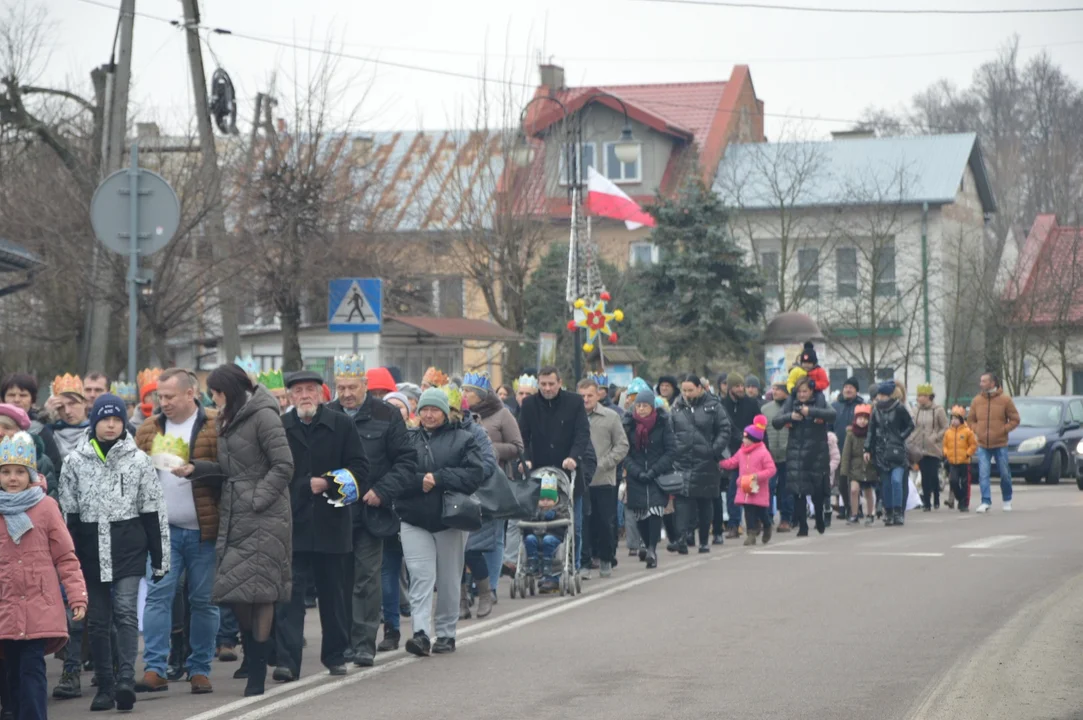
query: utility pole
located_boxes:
[85,0,136,374]
[179,0,242,362]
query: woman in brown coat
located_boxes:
[189,363,293,696]
[909,384,948,511]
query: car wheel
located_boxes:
[1045,451,1064,485]
[1024,473,1042,484]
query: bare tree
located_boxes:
[718,129,841,313]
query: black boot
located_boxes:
[893,509,905,526]
[243,634,269,697]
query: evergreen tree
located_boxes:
[636,179,765,372]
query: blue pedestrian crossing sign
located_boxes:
[328,278,382,333]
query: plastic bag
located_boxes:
[906,470,922,511]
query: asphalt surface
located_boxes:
[41,483,1083,720]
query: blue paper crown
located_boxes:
[234,356,259,376]
[323,468,359,508]
[588,373,609,387]
[462,371,492,392]
[110,382,138,404]
[0,432,36,470]
[333,354,366,379]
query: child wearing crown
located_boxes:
[58,394,169,712]
[0,431,88,720]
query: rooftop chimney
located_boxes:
[539,64,565,92]
[831,129,876,141]
[136,122,160,139]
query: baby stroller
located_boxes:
[510,467,580,598]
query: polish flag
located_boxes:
[585,167,656,230]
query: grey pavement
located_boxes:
[42,483,1083,720]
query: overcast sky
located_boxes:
[31,0,1083,139]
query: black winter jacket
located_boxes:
[671,393,731,498]
[396,421,485,533]
[518,390,591,474]
[864,399,915,472]
[282,405,369,554]
[832,395,864,441]
[329,397,417,536]
[771,393,837,497]
[720,393,762,456]
[622,411,677,512]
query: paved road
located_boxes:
[43,483,1083,720]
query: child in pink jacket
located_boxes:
[0,432,87,720]
[720,415,777,546]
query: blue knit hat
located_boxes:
[878,380,897,398]
[90,393,128,430]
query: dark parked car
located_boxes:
[997,396,1083,485]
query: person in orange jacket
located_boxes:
[943,406,978,512]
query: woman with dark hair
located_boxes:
[178,363,293,696]
[670,373,731,553]
[771,376,836,537]
[1,373,62,471]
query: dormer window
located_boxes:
[604,142,641,183]
[559,143,596,185]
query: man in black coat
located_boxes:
[327,363,417,664]
[518,366,592,570]
[719,373,763,538]
[274,371,369,681]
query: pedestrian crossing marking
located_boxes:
[953,535,1029,550]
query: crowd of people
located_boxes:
[0,341,1022,718]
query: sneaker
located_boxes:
[134,671,168,693]
[217,645,238,662]
[712,534,725,545]
[89,689,114,712]
[599,561,612,578]
[645,550,657,569]
[580,568,592,580]
[53,671,82,699]
[676,542,689,555]
[864,516,875,526]
[976,502,990,514]
[628,547,639,557]
[432,637,456,654]
[1002,501,1012,512]
[114,680,136,711]
[847,516,859,525]
[405,632,431,657]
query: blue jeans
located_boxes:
[2,639,46,720]
[380,542,402,632]
[142,527,219,678]
[484,521,505,592]
[216,606,239,647]
[775,462,793,524]
[880,466,905,510]
[524,534,562,576]
[977,447,1013,505]
[727,470,743,529]
[574,496,583,571]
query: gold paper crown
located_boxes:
[257,369,285,391]
[333,355,366,379]
[441,384,462,412]
[110,382,138,404]
[151,433,190,463]
[137,368,162,392]
[0,431,36,469]
[422,367,448,387]
[51,373,84,398]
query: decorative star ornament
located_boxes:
[566,291,625,353]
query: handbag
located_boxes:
[360,504,400,538]
[655,471,687,495]
[474,467,534,521]
[441,492,483,531]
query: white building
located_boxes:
[716,131,997,404]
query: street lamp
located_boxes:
[515,91,636,382]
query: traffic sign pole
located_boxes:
[127,142,140,389]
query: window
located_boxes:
[874,242,896,297]
[559,143,596,185]
[604,142,641,183]
[629,242,659,267]
[432,276,464,318]
[1069,399,1083,424]
[836,247,857,298]
[797,248,820,300]
[828,369,850,394]
[1073,370,1083,396]
[760,251,779,298]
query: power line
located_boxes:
[626,0,1083,14]
[64,0,1061,134]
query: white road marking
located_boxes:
[968,552,1055,559]
[953,535,1029,550]
[751,550,828,556]
[858,551,944,558]
[191,555,721,720]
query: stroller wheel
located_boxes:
[528,576,536,596]
[558,573,567,597]
[510,580,518,599]
[575,573,582,594]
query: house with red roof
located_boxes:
[1004,214,1083,395]
[518,63,765,266]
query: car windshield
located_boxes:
[1014,400,1063,428]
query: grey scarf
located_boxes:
[0,486,45,544]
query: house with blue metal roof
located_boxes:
[715,130,997,403]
